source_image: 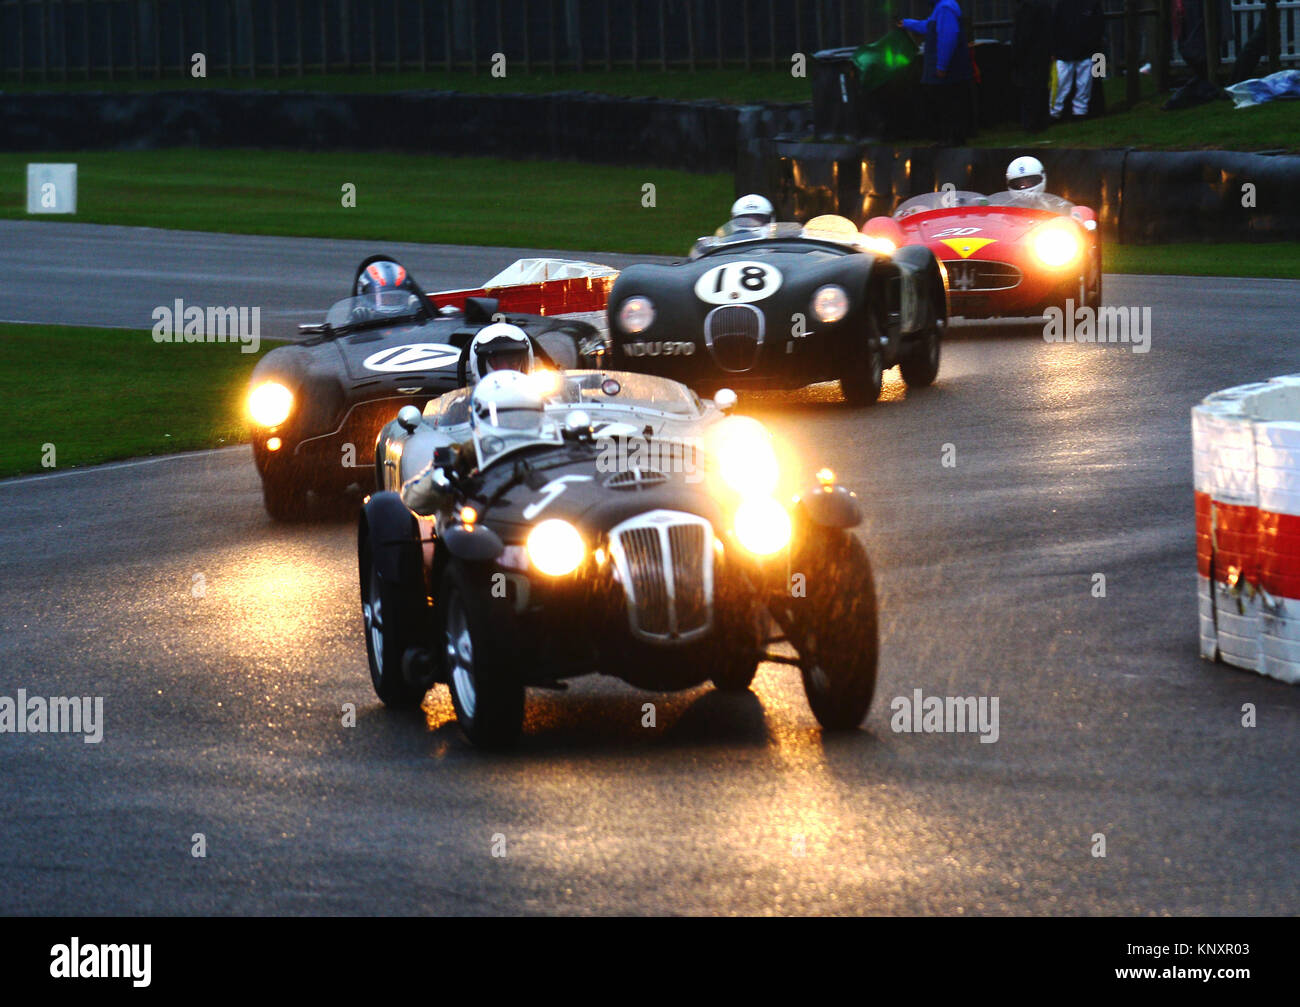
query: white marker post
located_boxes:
[26,163,78,214]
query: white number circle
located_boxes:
[362,343,461,372]
[694,261,783,305]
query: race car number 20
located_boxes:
[694,261,783,305]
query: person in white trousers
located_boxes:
[1049,0,1105,120]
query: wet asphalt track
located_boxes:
[0,221,1296,915]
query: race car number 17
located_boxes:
[694,261,783,305]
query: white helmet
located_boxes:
[1006,156,1046,196]
[467,322,534,384]
[729,193,775,228]
[469,370,552,466]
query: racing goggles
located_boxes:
[477,343,531,375]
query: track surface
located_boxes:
[1,222,1297,915]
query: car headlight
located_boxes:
[711,416,779,497]
[734,497,792,557]
[618,296,655,333]
[860,236,896,256]
[248,381,293,427]
[1032,222,1081,268]
[811,284,850,324]
[526,519,586,576]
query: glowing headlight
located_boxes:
[811,284,850,324]
[1033,224,1081,268]
[618,296,655,333]
[526,519,585,576]
[734,497,792,556]
[712,416,779,497]
[248,381,293,427]
[860,236,896,256]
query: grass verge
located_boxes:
[0,322,263,479]
[2,149,1296,277]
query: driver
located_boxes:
[352,258,424,322]
[1004,155,1049,205]
[689,193,776,258]
[466,322,536,385]
[400,370,549,517]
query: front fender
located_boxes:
[360,491,424,589]
[795,484,863,529]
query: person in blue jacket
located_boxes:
[897,0,975,145]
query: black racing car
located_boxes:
[360,370,879,747]
[607,215,948,405]
[245,255,607,519]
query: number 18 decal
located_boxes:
[694,261,783,305]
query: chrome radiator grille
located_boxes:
[609,510,714,643]
[942,259,1023,292]
[704,304,764,372]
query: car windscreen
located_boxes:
[896,190,1075,217]
[545,370,703,417]
[324,291,428,332]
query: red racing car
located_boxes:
[863,190,1102,320]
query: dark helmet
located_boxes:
[355,259,418,297]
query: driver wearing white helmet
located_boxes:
[464,322,536,385]
[400,370,558,517]
[689,193,776,258]
[1004,155,1049,205]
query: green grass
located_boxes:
[2,148,1295,278]
[0,149,731,256]
[0,67,814,103]
[0,322,264,478]
[1104,242,1300,279]
[975,75,1300,153]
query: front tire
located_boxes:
[262,473,308,522]
[360,524,428,709]
[839,336,884,407]
[441,561,525,747]
[789,528,879,730]
[898,321,941,388]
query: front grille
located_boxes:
[609,510,714,643]
[943,259,1023,292]
[704,304,764,372]
[605,468,669,490]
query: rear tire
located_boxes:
[898,322,941,388]
[442,561,526,748]
[789,529,879,730]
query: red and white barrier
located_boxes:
[429,257,617,331]
[1193,376,1300,683]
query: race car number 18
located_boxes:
[694,261,783,305]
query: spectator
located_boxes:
[1011,0,1053,132]
[1050,0,1105,121]
[897,0,975,146]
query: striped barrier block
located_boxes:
[1193,378,1300,684]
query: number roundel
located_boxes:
[694,261,783,305]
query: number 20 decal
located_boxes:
[933,226,982,237]
[694,261,783,305]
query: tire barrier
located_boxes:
[739,141,1300,244]
[1193,377,1300,684]
[0,89,812,175]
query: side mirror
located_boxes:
[297,322,328,335]
[397,405,422,433]
[714,388,738,412]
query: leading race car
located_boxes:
[359,368,879,747]
[606,214,948,406]
[864,161,1101,320]
[245,255,615,519]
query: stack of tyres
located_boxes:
[1192,377,1300,683]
